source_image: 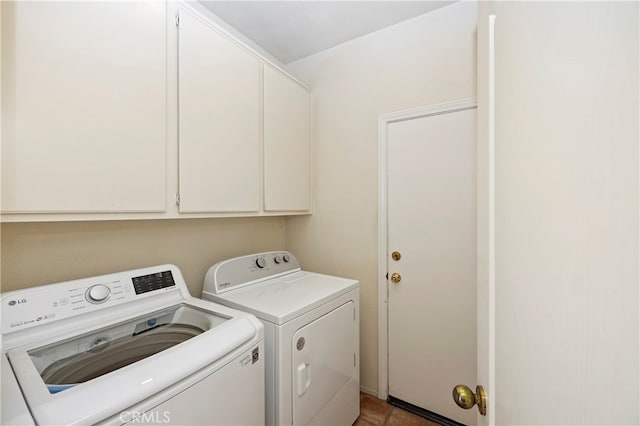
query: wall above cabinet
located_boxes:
[1,1,312,222]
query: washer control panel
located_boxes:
[86,284,111,304]
[1,265,182,334]
[204,251,300,294]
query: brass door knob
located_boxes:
[390,273,401,283]
[452,384,486,416]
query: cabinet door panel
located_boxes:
[178,9,260,213]
[1,2,167,213]
[264,66,311,212]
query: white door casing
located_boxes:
[378,99,477,424]
[475,5,496,425]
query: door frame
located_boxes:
[377,97,477,400]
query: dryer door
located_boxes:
[292,301,356,425]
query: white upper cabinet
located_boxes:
[263,65,311,212]
[1,2,167,213]
[177,8,261,213]
[1,1,311,221]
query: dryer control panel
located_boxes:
[204,251,301,295]
[1,265,186,334]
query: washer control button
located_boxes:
[255,257,266,269]
[283,254,290,263]
[274,255,282,264]
[86,285,111,304]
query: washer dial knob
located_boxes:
[283,254,290,263]
[255,257,266,268]
[274,255,282,264]
[86,284,110,304]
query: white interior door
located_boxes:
[476,2,639,424]
[387,106,477,425]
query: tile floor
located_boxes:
[354,393,443,426]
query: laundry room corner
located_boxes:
[284,0,478,396]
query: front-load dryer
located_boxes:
[202,251,360,426]
[1,264,265,425]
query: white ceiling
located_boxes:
[199,1,455,64]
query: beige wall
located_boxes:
[285,1,477,393]
[1,217,285,296]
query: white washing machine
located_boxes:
[1,264,265,425]
[202,251,360,426]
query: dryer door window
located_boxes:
[292,301,356,425]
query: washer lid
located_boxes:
[27,304,222,389]
[7,301,260,425]
[205,271,359,325]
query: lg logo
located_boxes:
[8,299,27,306]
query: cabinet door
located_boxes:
[264,65,311,212]
[177,9,260,213]
[1,2,167,213]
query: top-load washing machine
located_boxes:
[1,264,265,425]
[202,251,360,426]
